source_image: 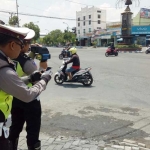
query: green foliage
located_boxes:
[92,40,97,48]
[116,44,142,49]
[63,31,76,44]
[23,22,40,41]
[38,37,44,44]
[43,30,76,46]
[9,16,18,26]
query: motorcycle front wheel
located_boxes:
[54,74,64,84]
[105,52,109,57]
[115,52,118,56]
[59,54,63,60]
[145,50,149,54]
[82,73,93,86]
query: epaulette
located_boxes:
[21,53,32,60]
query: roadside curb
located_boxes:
[118,50,144,53]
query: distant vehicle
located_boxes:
[145,45,150,54]
[59,48,71,60]
[105,46,118,57]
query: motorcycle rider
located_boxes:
[110,43,115,53]
[64,44,71,57]
[65,47,80,80]
[9,29,44,150]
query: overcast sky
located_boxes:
[0,0,149,34]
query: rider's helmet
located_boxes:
[69,47,77,55]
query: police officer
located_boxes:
[0,24,52,150]
[9,29,43,150]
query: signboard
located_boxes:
[131,26,150,34]
[140,8,150,18]
[94,29,106,35]
[86,33,93,36]
[100,35,111,39]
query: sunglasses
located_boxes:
[15,42,24,49]
[24,41,31,45]
[8,41,24,49]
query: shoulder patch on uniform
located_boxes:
[31,60,37,66]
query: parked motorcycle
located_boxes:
[54,59,93,86]
[145,46,150,54]
[105,47,118,57]
[59,49,71,60]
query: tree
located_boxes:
[43,29,63,46]
[9,16,18,26]
[63,31,76,45]
[43,33,52,46]
[23,22,40,41]
[43,29,76,46]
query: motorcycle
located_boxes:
[54,58,93,86]
[59,49,71,60]
[105,47,118,57]
[145,46,150,54]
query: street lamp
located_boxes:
[63,22,69,32]
[45,29,49,34]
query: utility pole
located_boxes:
[16,0,19,27]
[63,22,69,32]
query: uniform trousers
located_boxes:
[9,98,41,147]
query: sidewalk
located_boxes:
[18,130,150,150]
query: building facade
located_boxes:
[94,8,150,47]
[132,8,150,26]
[76,6,106,46]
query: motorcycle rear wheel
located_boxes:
[105,52,109,57]
[54,75,64,84]
[82,74,93,86]
[59,54,63,60]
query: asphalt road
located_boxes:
[37,47,150,144]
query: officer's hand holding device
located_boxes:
[30,46,51,61]
[41,67,53,84]
[29,71,41,83]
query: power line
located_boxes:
[0,9,149,24]
[0,9,107,23]
[65,0,119,9]
[65,0,93,6]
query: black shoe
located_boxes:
[9,138,19,150]
[28,141,41,150]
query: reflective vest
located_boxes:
[0,53,14,121]
[13,53,32,87]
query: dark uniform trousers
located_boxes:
[9,98,41,147]
[0,131,12,150]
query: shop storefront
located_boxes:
[131,26,150,46]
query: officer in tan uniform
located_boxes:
[9,29,43,150]
[0,25,52,150]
